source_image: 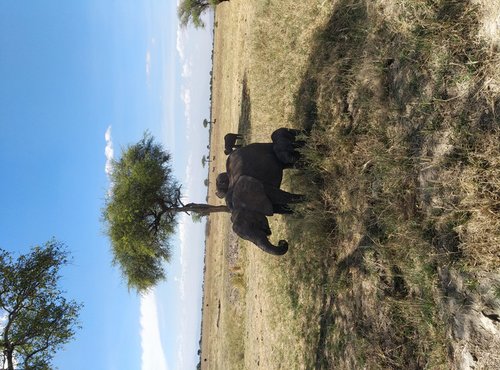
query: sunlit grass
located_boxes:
[243,0,499,368]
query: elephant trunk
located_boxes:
[231,208,289,255]
[255,238,288,255]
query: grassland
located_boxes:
[202,0,500,369]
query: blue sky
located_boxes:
[0,1,213,369]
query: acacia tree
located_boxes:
[201,155,212,168]
[103,133,227,292]
[178,0,230,28]
[0,241,82,370]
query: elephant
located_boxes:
[216,142,300,206]
[271,128,306,167]
[221,174,303,215]
[231,209,288,255]
[224,133,243,155]
[215,141,305,255]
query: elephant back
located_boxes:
[226,143,283,188]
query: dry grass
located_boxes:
[203,0,500,369]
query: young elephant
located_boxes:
[231,209,288,255]
[224,133,243,155]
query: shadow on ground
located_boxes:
[287,0,499,368]
[238,74,251,141]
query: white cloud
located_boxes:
[181,60,192,78]
[140,291,169,370]
[146,51,152,84]
[180,87,191,110]
[180,87,192,131]
[176,26,187,61]
[171,10,215,369]
[176,155,199,370]
[104,126,114,177]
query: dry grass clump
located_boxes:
[445,131,500,270]
[248,0,334,139]
[265,0,499,368]
[210,0,499,368]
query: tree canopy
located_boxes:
[103,133,227,292]
[0,240,82,370]
[178,0,229,28]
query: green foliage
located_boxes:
[103,132,228,292]
[178,0,228,28]
[103,133,179,292]
[0,240,82,370]
[178,0,211,28]
[191,212,205,224]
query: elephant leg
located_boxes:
[231,209,288,255]
[263,185,305,205]
[272,204,294,214]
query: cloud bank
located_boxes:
[176,155,205,370]
[140,292,169,370]
[146,51,152,81]
[104,126,114,177]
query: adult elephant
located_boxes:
[218,174,303,215]
[216,143,301,208]
[216,142,304,255]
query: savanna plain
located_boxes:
[200,1,500,369]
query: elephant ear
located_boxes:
[232,175,274,216]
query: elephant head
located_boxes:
[231,209,288,255]
[215,172,230,199]
[271,128,306,167]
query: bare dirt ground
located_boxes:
[199,2,256,369]
[200,1,500,369]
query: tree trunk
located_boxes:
[3,316,14,370]
[178,203,229,215]
[6,348,14,370]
